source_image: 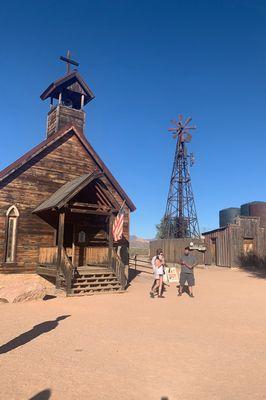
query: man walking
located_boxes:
[179,246,197,297]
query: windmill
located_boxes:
[161,115,200,238]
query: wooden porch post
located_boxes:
[56,209,65,289]
[108,214,114,268]
[81,94,85,109]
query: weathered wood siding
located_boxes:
[204,216,266,267]
[0,131,130,273]
[39,246,58,265]
[150,238,205,265]
[47,106,85,137]
[85,247,109,265]
[203,228,231,267]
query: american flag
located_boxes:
[112,202,125,242]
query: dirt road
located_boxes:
[0,267,265,400]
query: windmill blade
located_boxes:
[170,119,178,126]
[183,127,196,133]
[184,117,192,126]
[167,115,197,143]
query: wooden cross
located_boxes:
[60,50,79,74]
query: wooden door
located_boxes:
[85,247,109,265]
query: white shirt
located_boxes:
[151,255,157,272]
[152,256,164,277]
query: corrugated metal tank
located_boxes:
[219,207,240,227]
[240,203,250,216]
[250,202,266,224]
[241,201,266,227]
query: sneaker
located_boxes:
[189,293,194,298]
[158,295,165,298]
[150,292,154,298]
[178,292,182,296]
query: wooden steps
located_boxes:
[70,266,123,296]
[36,263,125,296]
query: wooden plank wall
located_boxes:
[204,229,230,267]
[0,132,130,273]
[57,106,85,134]
[85,247,108,265]
[204,217,266,267]
[150,239,205,265]
[39,246,58,265]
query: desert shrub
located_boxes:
[238,252,266,271]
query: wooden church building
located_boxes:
[0,55,136,295]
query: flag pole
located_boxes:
[118,200,126,212]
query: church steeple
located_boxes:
[40,52,95,138]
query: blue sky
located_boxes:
[0,0,265,238]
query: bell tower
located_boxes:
[40,51,95,138]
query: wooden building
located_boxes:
[203,216,266,267]
[0,61,136,295]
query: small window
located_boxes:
[5,205,19,263]
[243,238,254,255]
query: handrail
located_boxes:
[110,249,127,289]
[60,248,74,295]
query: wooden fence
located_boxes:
[150,239,205,264]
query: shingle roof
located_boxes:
[40,70,95,105]
[33,172,102,213]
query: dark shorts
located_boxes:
[180,272,195,286]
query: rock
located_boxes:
[13,283,46,303]
[0,277,47,303]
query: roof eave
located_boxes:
[40,71,95,102]
[0,125,136,213]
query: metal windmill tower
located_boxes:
[162,115,200,238]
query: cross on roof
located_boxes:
[59,50,79,74]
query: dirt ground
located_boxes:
[0,267,266,400]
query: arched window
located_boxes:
[5,205,19,263]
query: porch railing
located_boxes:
[38,246,74,295]
[60,248,74,295]
[39,246,58,265]
[110,248,127,290]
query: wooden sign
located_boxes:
[164,267,179,283]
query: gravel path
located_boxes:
[0,267,265,400]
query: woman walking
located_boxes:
[150,250,165,298]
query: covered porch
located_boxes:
[33,172,127,295]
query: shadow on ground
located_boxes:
[128,268,142,284]
[29,389,51,400]
[43,295,57,301]
[176,284,192,295]
[0,315,70,354]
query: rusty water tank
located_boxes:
[241,201,266,227]
[219,207,240,227]
[250,203,266,227]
